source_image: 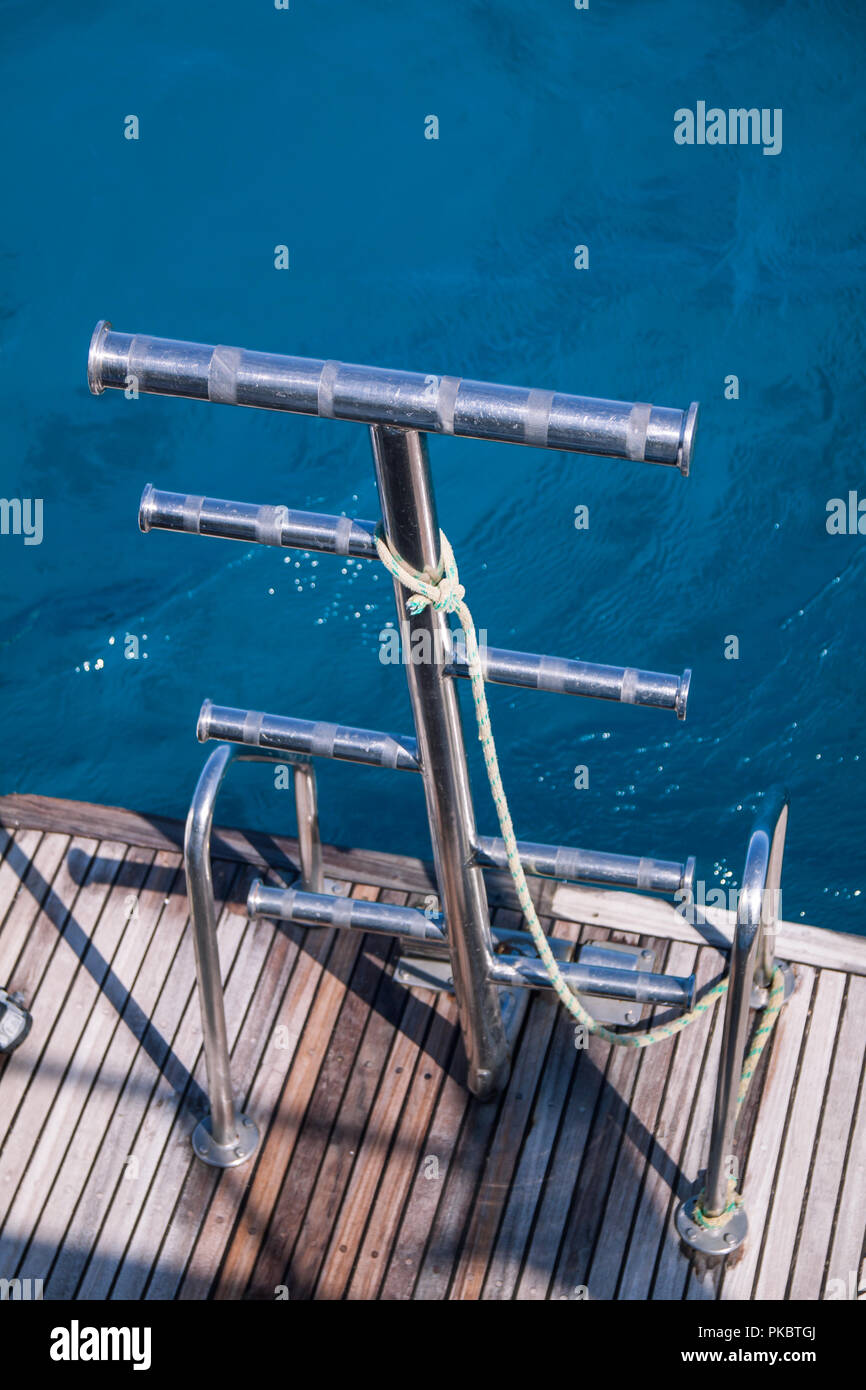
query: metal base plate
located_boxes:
[192,1114,260,1168]
[576,941,654,1026]
[750,960,796,1009]
[675,1193,748,1256]
[395,955,454,992]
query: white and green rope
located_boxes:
[375,526,784,1111]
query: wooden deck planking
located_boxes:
[716,969,817,1300]
[76,864,251,1300]
[616,944,726,1301]
[0,799,863,1302]
[0,844,157,1275]
[179,898,344,1300]
[752,969,848,1299]
[23,850,186,1288]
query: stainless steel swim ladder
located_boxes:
[88,321,793,1259]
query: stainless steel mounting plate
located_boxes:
[395,955,455,992]
[750,959,796,1009]
[191,1114,260,1168]
[576,940,653,1026]
[675,1192,748,1256]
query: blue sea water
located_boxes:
[1,1,864,933]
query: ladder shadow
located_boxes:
[2,836,208,1114]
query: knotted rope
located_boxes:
[375,527,786,1215]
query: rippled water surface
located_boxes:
[2,1,864,931]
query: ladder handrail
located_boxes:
[703,786,790,1218]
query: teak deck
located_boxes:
[0,793,863,1302]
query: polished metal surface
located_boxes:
[293,762,323,894]
[474,834,694,896]
[184,744,260,1166]
[371,424,510,1099]
[141,488,689,718]
[688,787,791,1234]
[248,880,448,942]
[248,881,691,1006]
[139,485,379,559]
[91,319,710,1127]
[488,951,695,1007]
[574,941,656,1027]
[675,1194,749,1257]
[449,641,690,720]
[197,699,420,772]
[90,321,698,471]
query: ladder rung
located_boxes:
[248,882,446,941]
[247,883,695,1010]
[488,952,695,1008]
[139,485,379,558]
[90,322,698,472]
[449,641,690,719]
[198,700,420,771]
[474,834,694,897]
[140,488,689,718]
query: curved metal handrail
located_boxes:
[183,742,323,1167]
[702,786,790,1227]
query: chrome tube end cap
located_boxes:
[196,698,214,743]
[676,668,692,721]
[139,483,155,532]
[246,877,265,916]
[87,319,111,395]
[678,402,699,477]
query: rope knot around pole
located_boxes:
[374,525,786,1082]
[376,530,466,615]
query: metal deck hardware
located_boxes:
[88,317,794,1262]
[676,788,794,1258]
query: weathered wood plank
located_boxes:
[0,814,860,1303]
[76,864,247,1299]
[261,900,407,1300]
[0,838,119,1235]
[651,946,729,1300]
[0,845,155,1275]
[449,928,580,1301]
[548,966,649,1301]
[0,793,438,896]
[20,850,184,1286]
[754,969,847,1299]
[111,890,289,1300]
[411,912,533,1301]
[44,861,237,1298]
[474,921,582,1300]
[789,975,866,1300]
[146,897,312,1300]
[718,968,816,1300]
[213,885,373,1300]
[179,899,343,1300]
[313,933,443,1299]
[0,831,68,986]
[511,931,624,1301]
[551,883,866,976]
[346,992,459,1300]
[78,867,250,1299]
[587,940,698,1301]
[823,1042,866,1301]
[615,945,725,1301]
[3,794,854,974]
